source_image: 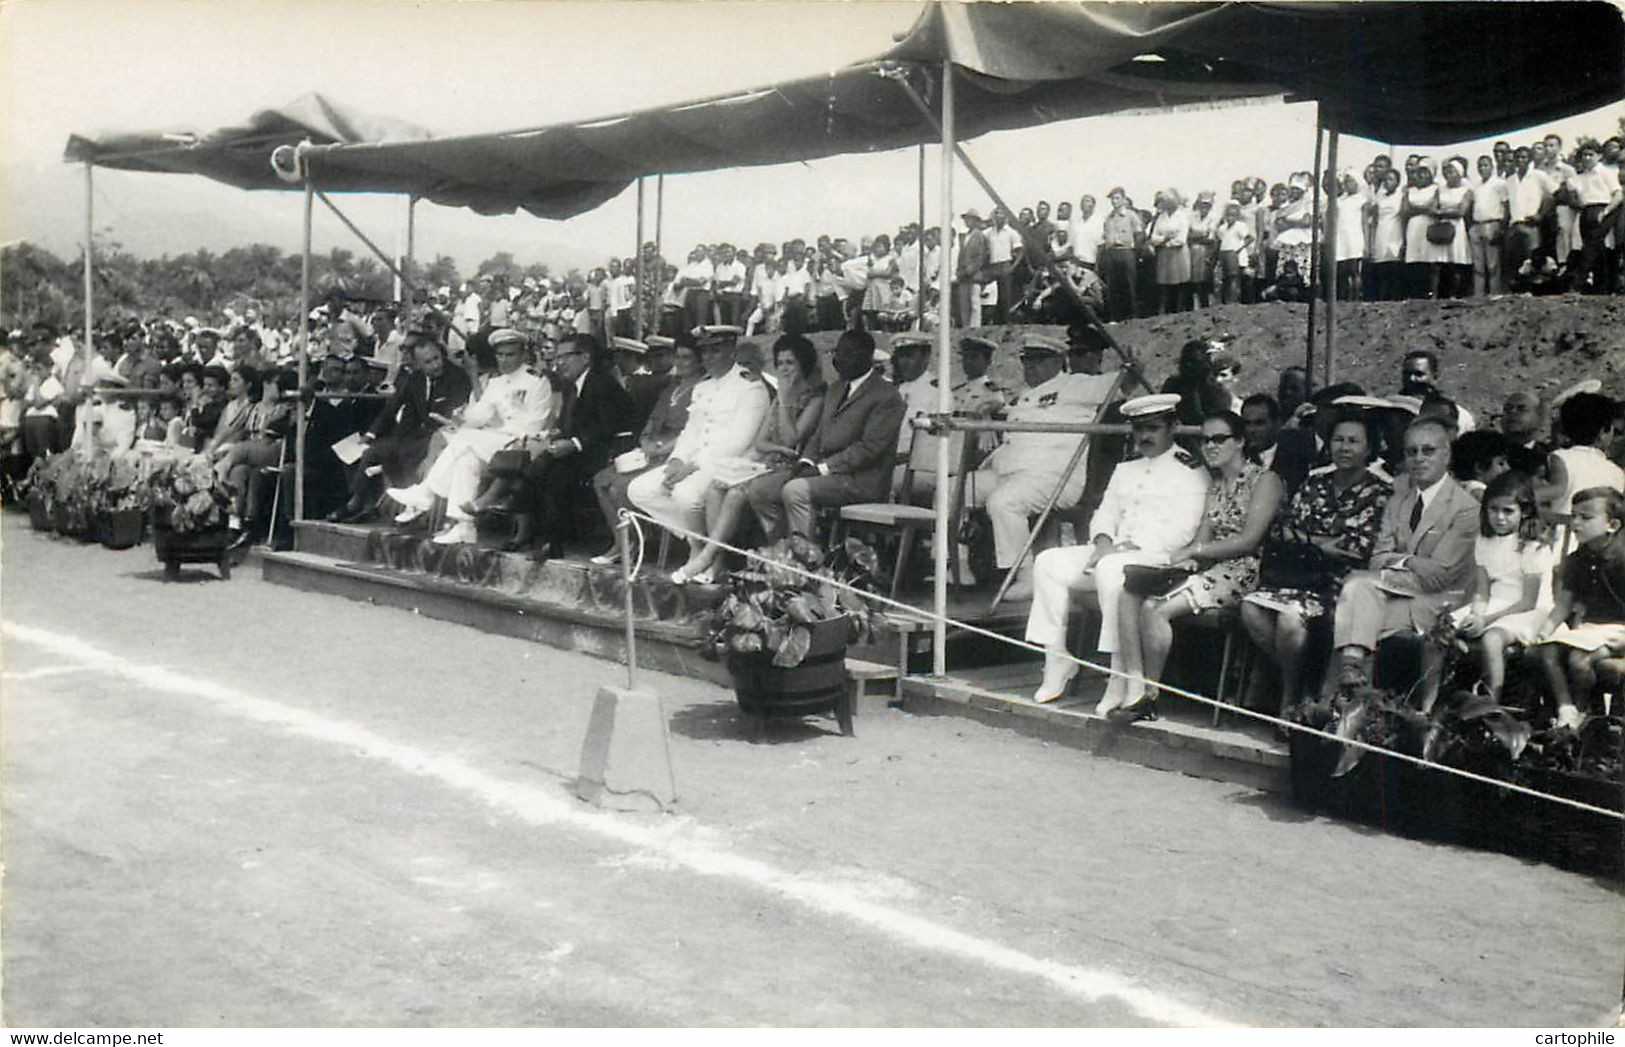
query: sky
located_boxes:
[3,0,1622,275]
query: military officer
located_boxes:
[890,333,937,457]
[627,325,769,540]
[386,328,555,545]
[947,334,1119,600]
[951,335,1010,418]
[1024,392,1209,707]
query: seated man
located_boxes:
[515,333,634,559]
[747,328,905,541]
[1024,393,1209,707]
[959,333,1117,600]
[1326,416,1479,695]
[386,328,555,545]
[627,326,769,544]
[330,332,472,522]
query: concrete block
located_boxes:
[574,685,677,812]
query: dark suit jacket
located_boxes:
[368,366,472,442]
[557,366,636,473]
[805,369,906,501]
[1268,428,1317,495]
[625,371,671,436]
[1366,473,1480,626]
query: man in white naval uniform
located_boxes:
[890,333,937,456]
[962,334,1119,600]
[628,325,769,541]
[1024,393,1208,707]
[386,328,555,546]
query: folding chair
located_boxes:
[834,427,953,600]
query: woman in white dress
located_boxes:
[1369,168,1406,300]
[1333,170,1367,302]
[1401,158,1446,299]
[1433,158,1476,297]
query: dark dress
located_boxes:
[1243,468,1391,621]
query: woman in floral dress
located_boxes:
[1111,409,1285,721]
[1240,412,1391,719]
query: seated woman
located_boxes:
[672,334,826,584]
[1111,410,1285,722]
[204,365,259,458]
[588,337,703,565]
[1240,411,1390,721]
[215,368,295,545]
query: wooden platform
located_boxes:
[899,662,1291,795]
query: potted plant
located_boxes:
[702,534,886,737]
[18,456,55,532]
[145,453,235,580]
[89,453,149,550]
[51,455,94,539]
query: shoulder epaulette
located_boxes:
[1174,447,1201,468]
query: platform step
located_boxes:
[260,547,732,684]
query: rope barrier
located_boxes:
[615,507,1625,825]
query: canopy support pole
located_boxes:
[931,58,954,678]
[82,162,94,362]
[1306,111,1324,384]
[402,195,417,307]
[635,177,646,339]
[1323,124,1340,389]
[887,70,1150,393]
[917,143,927,330]
[654,174,665,276]
[295,174,313,523]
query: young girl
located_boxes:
[1537,486,1625,729]
[1419,471,1554,710]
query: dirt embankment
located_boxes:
[805,295,1625,426]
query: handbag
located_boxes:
[1121,564,1195,598]
[1425,220,1457,245]
[1258,539,1325,591]
[486,447,530,478]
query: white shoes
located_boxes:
[431,520,477,546]
[1001,565,1035,603]
[394,506,426,525]
[1555,704,1584,730]
[1032,649,1078,704]
[670,565,717,585]
[386,485,432,520]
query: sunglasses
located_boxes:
[1201,434,1237,446]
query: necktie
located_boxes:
[837,384,851,410]
[1409,494,1424,531]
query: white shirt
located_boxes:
[1471,176,1508,223]
[461,368,555,438]
[713,260,747,294]
[986,224,1022,265]
[678,259,714,289]
[987,370,1118,483]
[894,372,937,454]
[670,364,771,468]
[1088,444,1210,554]
[897,241,922,293]
[1067,213,1105,265]
[780,263,812,300]
[1507,169,1555,223]
[609,274,637,312]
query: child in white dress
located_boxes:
[1422,472,1554,709]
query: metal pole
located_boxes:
[635,177,647,340]
[1324,125,1340,389]
[295,174,313,522]
[404,196,416,309]
[654,174,665,272]
[932,59,954,678]
[917,143,927,329]
[83,163,94,361]
[1306,111,1324,383]
[619,516,638,689]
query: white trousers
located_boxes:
[1025,546,1171,653]
[627,467,713,539]
[965,468,1085,569]
[422,429,513,521]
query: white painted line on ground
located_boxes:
[2,665,91,682]
[3,620,1231,1028]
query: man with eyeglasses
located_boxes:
[1024,392,1208,707]
[1325,416,1479,698]
[513,333,634,559]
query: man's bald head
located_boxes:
[1500,390,1544,444]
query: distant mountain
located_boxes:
[1,161,609,275]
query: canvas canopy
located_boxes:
[65,3,1624,220]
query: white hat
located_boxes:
[1017,334,1067,357]
[611,336,648,355]
[645,335,676,351]
[1120,393,1183,419]
[890,333,932,352]
[489,328,528,349]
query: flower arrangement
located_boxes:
[84,453,150,515]
[19,454,97,534]
[703,534,886,668]
[145,453,232,534]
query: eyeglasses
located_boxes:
[1201,434,1237,446]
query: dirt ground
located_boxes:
[4,517,1622,1027]
[807,295,1625,426]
